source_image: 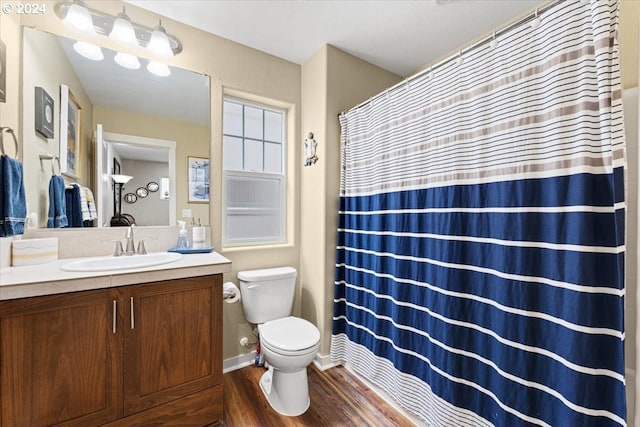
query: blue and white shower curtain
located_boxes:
[331,1,627,426]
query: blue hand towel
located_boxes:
[47,175,68,228]
[0,155,27,237]
[65,184,83,228]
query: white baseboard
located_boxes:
[313,352,341,371]
[223,351,256,373]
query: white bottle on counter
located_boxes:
[192,218,205,249]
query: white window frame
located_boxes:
[222,96,287,247]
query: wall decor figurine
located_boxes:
[304,132,318,166]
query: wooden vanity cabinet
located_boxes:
[0,275,223,427]
[0,288,122,427]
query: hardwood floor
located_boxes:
[223,364,413,426]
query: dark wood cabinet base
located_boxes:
[102,386,223,427]
[0,275,223,427]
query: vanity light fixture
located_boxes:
[55,1,181,75]
[55,2,181,54]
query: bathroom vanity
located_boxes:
[0,252,231,427]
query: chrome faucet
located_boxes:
[125,226,135,255]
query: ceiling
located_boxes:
[126,0,546,77]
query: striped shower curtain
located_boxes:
[331,1,626,426]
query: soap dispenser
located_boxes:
[176,220,190,249]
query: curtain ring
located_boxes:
[0,127,19,159]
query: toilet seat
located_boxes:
[259,316,320,354]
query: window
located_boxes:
[223,98,286,246]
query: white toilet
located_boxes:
[238,267,320,416]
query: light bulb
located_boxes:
[73,41,104,61]
[147,23,173,58]
[63,1,95,34]
[147,61,171,77]
[114,52,140,70]
[110,11,138,46]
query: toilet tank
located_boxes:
[238,267,297,324]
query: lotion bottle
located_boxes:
[192,218,205,249]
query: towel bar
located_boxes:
[39,153,61,175]
[0,126,19,159]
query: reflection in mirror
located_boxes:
[21,27,210,229]
[97,129,176,227]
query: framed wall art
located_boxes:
[187,156,210,203]
[34,87,54,139]
[59,84,81,178]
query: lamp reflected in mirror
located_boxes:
[110,174,135,227]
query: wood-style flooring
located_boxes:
[223,364,414,426]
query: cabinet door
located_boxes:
[0,289,123,427]
[123,275,222,416]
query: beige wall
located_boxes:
[21,27,93,227]
[300,45,401,356]
[94,107,210,226]
[0,5,20,153]
[620,0,640,89]
[619,2,640,424]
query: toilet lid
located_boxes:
[259,316,320,352]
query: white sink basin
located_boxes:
[60,252,183,272]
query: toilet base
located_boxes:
[259,366,310,416]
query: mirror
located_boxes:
[21,27,210,228]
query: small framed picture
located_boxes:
[59,84,81,179]
[187,156,209,203]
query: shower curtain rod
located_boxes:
[341,0,561,117]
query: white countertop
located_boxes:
[0,251,232,301]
